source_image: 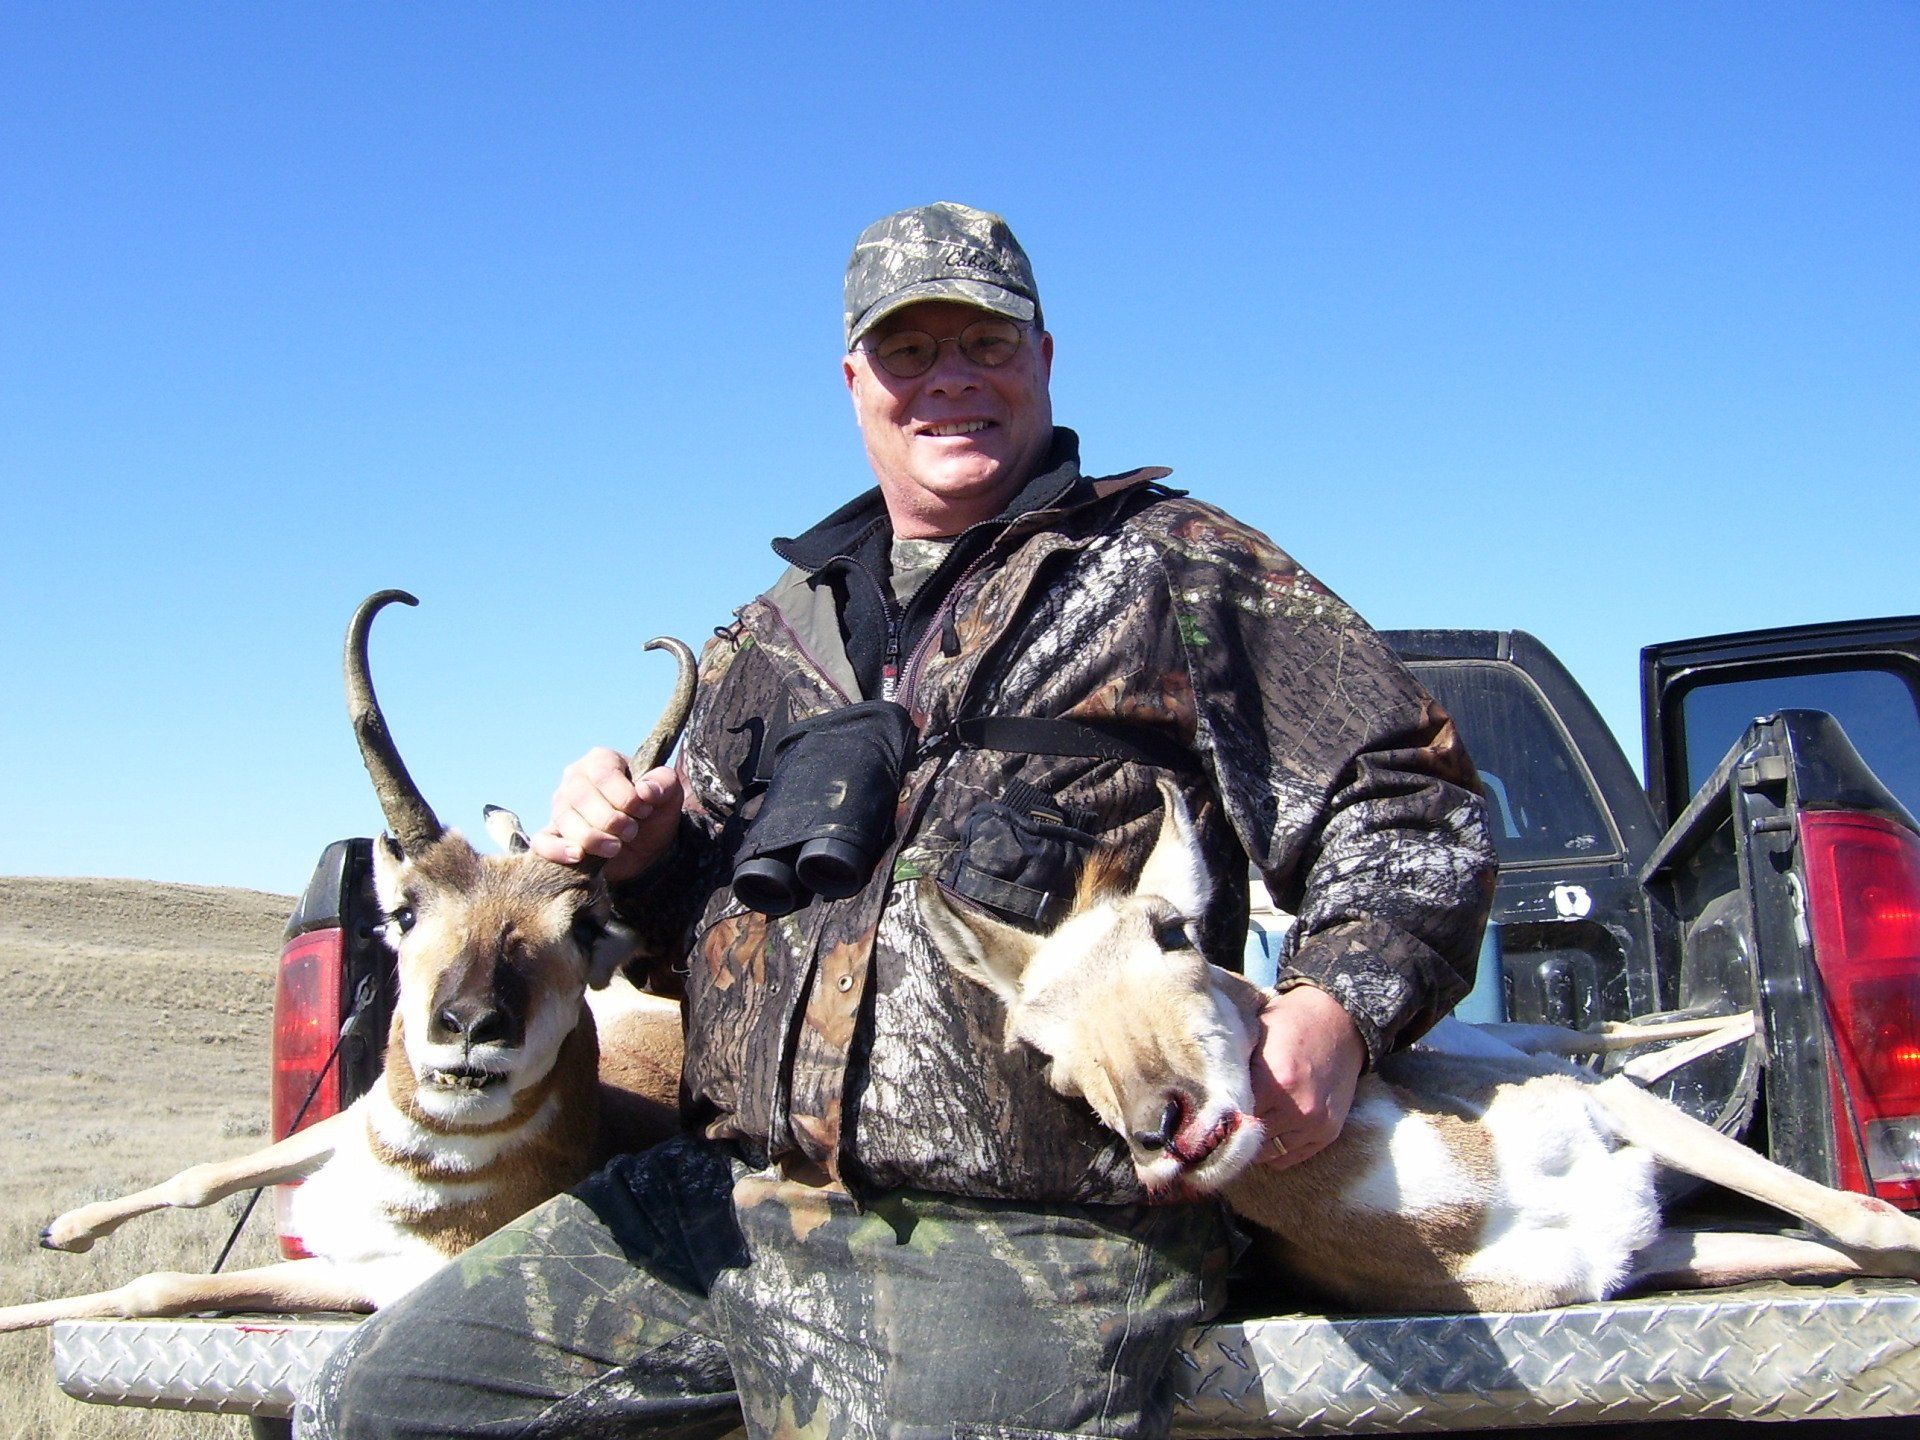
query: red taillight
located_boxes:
[272,927,347,1258]
[1800,811,1920,1207]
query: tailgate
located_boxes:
[55,1281,1920,1431]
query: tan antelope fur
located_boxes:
[0,591,693,1332]
[921,777,1920,1314]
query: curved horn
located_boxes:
[632,637,698,775]
[344,590,444,852]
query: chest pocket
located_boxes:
[943,778,1096,931]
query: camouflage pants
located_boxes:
[299,1136,1230,1440]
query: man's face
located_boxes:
[843,300,1055,538]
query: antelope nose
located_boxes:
[434,1004,510,1046]
[1134,1098,1182,1153]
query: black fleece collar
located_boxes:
[772,427,1089,574]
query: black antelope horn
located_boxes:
[632,637,698,775]
[344,590,444,853]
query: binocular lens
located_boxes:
[732,856,805,917]
[794,837,869,900]
[729,699,916,917]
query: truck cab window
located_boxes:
[1409,660,1618,866]
[1677,665,1920,820]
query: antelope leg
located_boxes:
[0,1257,376,1332]
[1594,1075,1920,1260]
[42,1109,351,1252]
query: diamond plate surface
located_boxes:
[53,1281,1920,1428]
[53,1315,358,1417]
[1169,1280,1920,1435]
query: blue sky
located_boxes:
[3,3,1915,894]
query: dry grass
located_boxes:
[0,876,292,1440]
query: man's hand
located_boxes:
[528,748,684,883]
[1249,983,1366,1171]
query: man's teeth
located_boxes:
[924,421,990,437]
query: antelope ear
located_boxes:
[1137,777,1213,919]
[371,833,410,910]
[579,883,641,989]
[918,880,1042,1004]
[483,804,532,854]
[586,917,642,989]
[1211,965,1270,1031]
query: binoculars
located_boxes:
[731,700,917,917]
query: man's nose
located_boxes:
[921,342,980,392]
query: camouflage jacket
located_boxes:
[616,433,1495,1204]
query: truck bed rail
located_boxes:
[53,1279,1920,1432]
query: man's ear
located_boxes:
[1136,776,1213,919]
[917,880,1041,1004]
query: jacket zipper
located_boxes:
[894,550,994,708]
[880,603,905,701]
[896,506,1092,709]
[887,510,1035,706]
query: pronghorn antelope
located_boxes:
[0,591,693,1331]
[921,777,1920,1314]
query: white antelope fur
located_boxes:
[921,777,1920,1314]
[288,971,630,1306]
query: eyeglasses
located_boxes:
[863,317,1025,379]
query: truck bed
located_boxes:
[53,1278,1920,1432]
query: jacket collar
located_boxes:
[772,427,1091,574]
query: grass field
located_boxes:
[0,876,291,1440]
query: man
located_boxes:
[308,202,1493,1439]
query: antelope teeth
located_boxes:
[427,1068,505,1092]
[1170,1113,1233,1168]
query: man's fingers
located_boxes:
[1249,1070,1347,1148]
[1255,1128,1330,1172]
[527,829,582,866]
[571,790,645,841]
[630,766,679,808]
[1252,1102,1342,1157]
[548,795,638,857]
[1247,984,1366,1172]
[550,750,656,845]
[531,814,632,864]
[535,753,686,880]
[559,752,642,812]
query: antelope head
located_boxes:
[345,589,696,1124]
[921,777,1268,1197]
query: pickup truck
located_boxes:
[49,615,1920,1436]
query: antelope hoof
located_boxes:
[42,1216,98,1253]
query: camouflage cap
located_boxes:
[844,202,1040,349]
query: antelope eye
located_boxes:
[1153,917,1194,952]
[388,906,417,935]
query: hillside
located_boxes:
[0,876,291,1439]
